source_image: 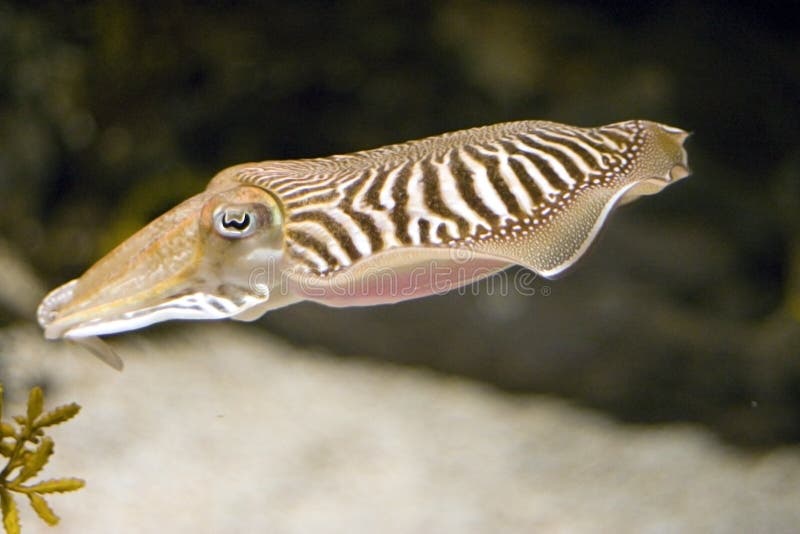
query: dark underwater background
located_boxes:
[1,1,798,449]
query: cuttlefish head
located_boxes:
[37,184,285,368]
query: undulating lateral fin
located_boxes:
[472,184,628,278]
[472,121,690,277]
[293,246,512,307]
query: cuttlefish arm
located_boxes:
[37,119,689,368]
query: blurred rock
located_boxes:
[2,323,799,533]
[1,1,799,448]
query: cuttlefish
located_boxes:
[37,119,690,369]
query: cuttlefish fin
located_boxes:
[472,185,626,278]
[474,128,689,278]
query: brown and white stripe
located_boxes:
[227,120,677,276]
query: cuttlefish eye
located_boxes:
[213,205,258,238]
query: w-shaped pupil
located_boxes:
[222,212,251,231]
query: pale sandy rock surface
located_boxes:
[1,323,799,534]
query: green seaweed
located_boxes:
[0,385,84,534]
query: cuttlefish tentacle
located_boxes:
[37,119,690,368]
